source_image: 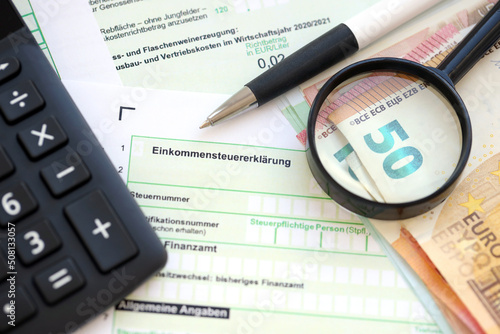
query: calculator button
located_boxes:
[17,219,61,265]
[0,182,38,227]
[34,258,85,304]
[0,287,36,332]
[0,145,14,180]
[18,116,68,160]
[64,191,138,272]
[0,57,20,84]
[41,155,91,197]
[0,80,44,123]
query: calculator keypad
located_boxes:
[18,116,68,160]
[17,219,61,265]
[0,182,38,227]
[0,54,95,320]
[0,80,44,123]
[33,258,85,304]
[0,53,98,309]
[65,191,138,272]
[40,155,91,197]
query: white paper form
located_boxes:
[62,80,442,333]
[26,0,121,84]
[86,0,381,94]
[27,0,382,93]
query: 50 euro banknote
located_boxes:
[308,0,500,333]
[325,71,462,204]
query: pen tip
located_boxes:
[199,120,211,129]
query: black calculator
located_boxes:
[0,1,167,333]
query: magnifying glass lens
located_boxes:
[314,70,462,204]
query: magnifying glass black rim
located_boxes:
[307,57,472,220]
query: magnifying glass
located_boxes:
[307,1,500,220]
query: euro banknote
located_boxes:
[325,71,462,203]
[308,0,500,332]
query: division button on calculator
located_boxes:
[0,80,44,123]
[17,219,62,265]
[18,115,68,160]
[0,182,37,227]
[34,258,85,304]
[41,155,91,197]
[0,56,20,84]
[65,191,138,272]
[0,287,36,331]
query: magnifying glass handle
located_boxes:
[437,1,500,84]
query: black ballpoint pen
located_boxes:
[199,0,443,129]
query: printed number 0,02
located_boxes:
[363,120,423,179]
